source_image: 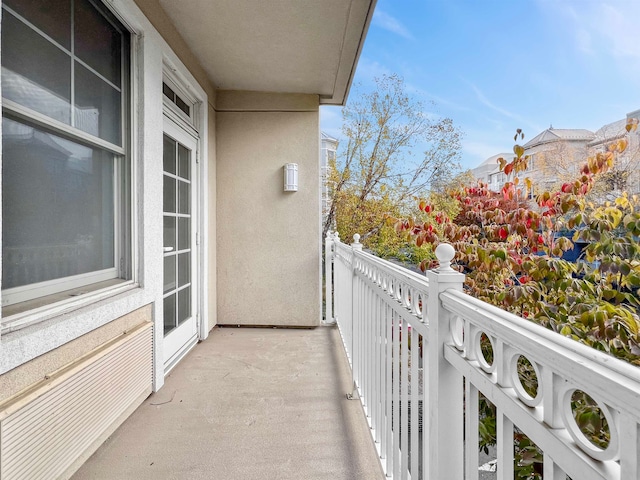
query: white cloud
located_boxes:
[539,0,640,61]
[467,82,543,132]
[373,10,414,40]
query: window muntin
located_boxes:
[2,0,125,147]
[1,0,130,310]
[162,82,191,117]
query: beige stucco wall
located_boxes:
[0,305,152,403]
[216,91,320,327]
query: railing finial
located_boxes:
[353,233,361,244]
[326,230,332,239]
[435,243,456,272]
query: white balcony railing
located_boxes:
[325,232,640,480]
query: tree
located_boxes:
[393,122,640,478]
[323,74,463,255]
[396,126,640,362]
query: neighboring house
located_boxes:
[474,110,640,196]
[471,152,510,191]
[587,109,640,196]
[321,132,339,229]
[520,127,595,194]
[0,1,375,478]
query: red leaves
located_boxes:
[498,227,508,240]
[561,183,572,194]
[419,200,433,213]
[504,163,514,176]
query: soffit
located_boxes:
[158,0,376,105]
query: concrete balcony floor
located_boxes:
[73,325,384,480]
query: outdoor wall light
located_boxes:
[284,163,298,192]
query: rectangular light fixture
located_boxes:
[284,163,298,191]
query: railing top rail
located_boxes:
[441,288,640,415]
[333,236,430,292]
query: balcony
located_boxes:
[73,234,640,480]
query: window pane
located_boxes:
[74,0,121,86]
[178,286,191,325]
[1,12,71,124]
[178,252,190,288]
[178,180,190,214]
[178,218,190,251]
[4,0,71,49]
[178,143,190,179]
[164,216,176,251]
[163,255,176,294]
[2,117,115,289]
[163,82,176,102]
[75,62,121,145]
[163,293,176,334]
[163,176,176,213]
[176,96,190,116]
[163,135,176,174]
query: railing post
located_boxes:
[347,234,363,400]
[425,243,465,480]
[324,231,335,324]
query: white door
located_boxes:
[162,116,199,372]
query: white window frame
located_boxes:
[0,0,134,327]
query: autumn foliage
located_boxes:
[393,121,640,365]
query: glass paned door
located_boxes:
[163,118,198,369]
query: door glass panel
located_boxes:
[163,293,176,334]
[178,181,190,214]
[178,218,190,251]
[178,252,190,288]
[163,132,194,338]
[163,256,175,294]
[178,287,191,325]
[163,176,176,213]
[164,216,176,251]
[178,143,190,178]
[163,135,176,174]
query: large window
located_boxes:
[1,0,130,310]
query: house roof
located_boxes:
[524,128,595,149]
[159,0,377,105]
[589,118,627,146]
[471,153,510,178]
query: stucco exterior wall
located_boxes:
[216,91,320,327]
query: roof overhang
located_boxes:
[158,0,376,105]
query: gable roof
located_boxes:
[524,128,595,149]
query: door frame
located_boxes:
[153,57,208,387]
[162,116,200,373]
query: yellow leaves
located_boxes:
[513,144,525,158]
[626,117,638,133]
[524,177,532,193]
[498,157,507,171]
[604,206,623,228]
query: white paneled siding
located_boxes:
[0,322,153,480]
[327,234,640,480]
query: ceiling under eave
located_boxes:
[158,0,376,105]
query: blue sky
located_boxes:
[320,0,640,170]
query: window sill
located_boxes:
[1,282,153,374]
[2,279,135,334]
